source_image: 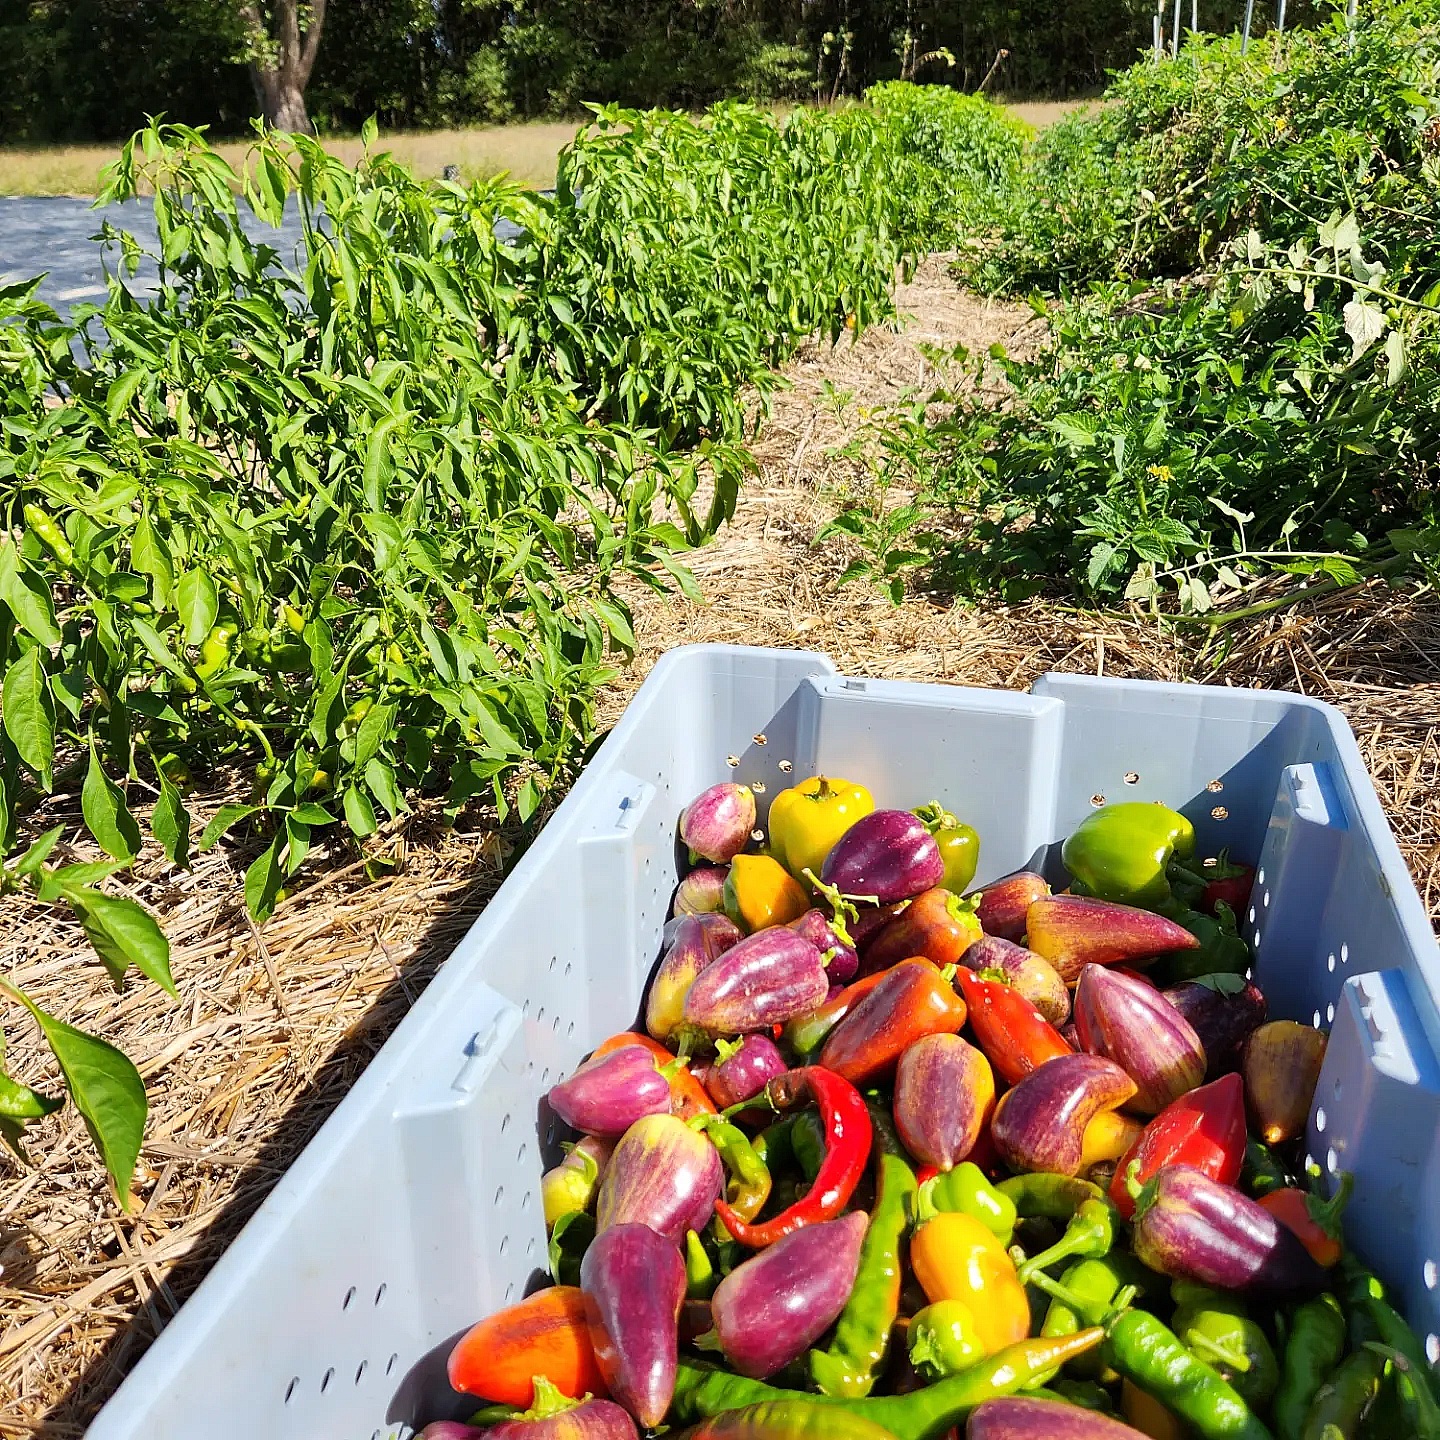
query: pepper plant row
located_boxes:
[414,777,1432,1440]
[0,90,1022,1198]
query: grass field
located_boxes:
[0,102,1086,196]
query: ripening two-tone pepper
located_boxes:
[909,1209,1030,1355]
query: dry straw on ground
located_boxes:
[2,260,1437,1436]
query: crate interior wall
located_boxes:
[88,645,1440,1440]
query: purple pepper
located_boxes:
[484,1401,638,1440]
[596,1113,724,1245]
[963,935,1070,1028]
[673,866,730,917]
[547,1047,672,1139]
[704,1034,788,1109]
[968,1396,1147,1439]
[580,1223,686,1427]
[647,913,745,1044]
[820,810,944,904]
[789,908,859,984]
[1131,1163,1326,1294]
[680,783,756,864]
[710,1211,868,1377]
[682,928,829,1036]
[1163,979,1267,1080]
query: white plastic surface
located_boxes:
[88,646,1440,1439]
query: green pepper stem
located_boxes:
[1017,1212,1109,1283]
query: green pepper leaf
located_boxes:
[0,539,61,646]
[3,646,55,788]
[245,832,286,922]
[177,568,219,648]
[58,882,177,997]
[199,803,261,852]
[151,769,193,868]
[81,742,143,861]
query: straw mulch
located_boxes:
[3,259,1438,1437]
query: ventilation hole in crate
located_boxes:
[1253,927,1262,948]
[526,1060,535,1076]
[495,1185,505,1206]
[372,1430,382,1440]
[1202,856,1216,869]
[500,1113,512,1134]
[505,1282,516,1303]
[375,1283,387,1307]
[1341,942,1350,965]
[528,1236,538,1259]
[1315,1106,1327,1133]
[752,781,767,795]
[517,1142,529,1165]
[1206,779,1224,793]
[546,1119,557,1145]
[284,1377,300,1405]
[552,1015,561,1034]
[523,998,531,1016]
[1333,1078,1343,1102]
[536,1006,546,1023]
[355,1361,368,1385]
[1313,1009,1323,1028]
[1429,1334,1440,1365]
[542,1068,551,1085]
[565,961,573,977]
[321,1368,335,1394]
[753,733,768,746]
[522,1189,533,1211]
[549,955,558,972]
[778,759,794,773]
[1304,1152,1316,1171]
[751,829,765,843]
[1257,866,1265,885]
[567,1021,576,1037]
[1263,889,1270,908]
[499,1235,510,1258]
[1426,1261,1438,1290]
[1326,1147,1339,1175]
[386,1353,399,1376]
[1248,906,1257,925]
[1090,793,1106,807]
[1328,952,1337,973]
[1123,771,1140,785]
[1211,806,1229,821]
[726,755,740,768]
[343,1286,356,1311]
[1326,1003,1335,1024]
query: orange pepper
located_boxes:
[447,1285,606,1405]
[1080,1108,1145,1169]
[723,853,810,932]
[591,1032,716,1119]
[1122,1378,1187,1439]
[909,1211,1030,1354]
[1258,1184,1345,1268]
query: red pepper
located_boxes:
[1202,850,1255,917]
[819,958,969,1085]
[954,969,1071,1087]
[714,1067,872,1248]
[1110,1071,1246,1220]
[1259,1173,1352,1267]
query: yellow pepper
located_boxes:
[1122,1378,1188,1439]
[723,853,810,932]
[767,775,875,884]
[909,1211,1031,1354]
[1080,1109,1145,1169]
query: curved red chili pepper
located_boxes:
[714,1066,871,1248]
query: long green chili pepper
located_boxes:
[1301,1347,1385,1440]
[692,1115,772,1222]
[1026,1267,1274,1440]
[998,1172,1108,1222]
[1040,1254,1144,1381]
[810,1150,917,1397]
[1275,1294,1347,1440]
[672,1330,1106,1440]
[1366,1344,1440,1439]
[1016,1195,1117,1281]
[23,503,76,569]
[686,1230,717,1299]
[1339,1255,1440,1407]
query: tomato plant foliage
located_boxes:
[0,89,1010,1195]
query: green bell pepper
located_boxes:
[1171,1281,1280,1410]
[1061,801,1196,910]
[918,1162,1017,1243]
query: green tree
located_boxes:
[237,0,328,130]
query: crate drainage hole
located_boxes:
[1429,1334,1440,1365]
[1328,953,1337,973]
[1090,793,1105,807]
[1123,772,1139,785]
[1207,779,1224,792]
[1426,1260,1438,1290]
[343,1286,356,1311]
[778,759,793,773]
[753,733,767,745]
[375,1284,387,1307]
[726,755,740,768]
[1315,1107,1327,1133]
[355,1361,368,1385]
[1326,1147,1339,1175]
[1211,806,1229,820]
[1341,942,1350,965]
[387,1353,399,1376]
[284,1377,299,1405]
[321,1368,335,1394]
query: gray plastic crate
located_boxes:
[89,645,1440,1440]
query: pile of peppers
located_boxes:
[417,785,1435,1440]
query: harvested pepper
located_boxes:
[1111,1073,1248,1220]
[913,802,981,895]
[1274,1294,1346,1440]
[999,1172,1111,1225]
[715,1068,871,1249]
[1300,1347,1385,1440]
[917,1162,1017,1244]
[1259,1172,1351,1269]
[675,1400,899,1440]
[1241,1138,1292,1199]
[910,1211,1030,1354]
[819,959,968,1086]
[724,854,811,932]
[1170,1281,1280,1411]
[953,968,1071,1086]
[1202,851,1256,918]
[908,1300,985,1380]
[1040,1254,1150,1382]
[686,1230,718,1298]
[783,971,888,1057]
[691,1115,772,1224]
[1365,1344,1440,1440]
[1158,902,1251,983]
[810,1150,918,1396]
[767,776,875,886]
[1061,801,1196,909]
[1338,1256,1440,1415]
[1026,1268,1274,1440]
[670,1330,1107,1440]
[1015,1195,1118,1283]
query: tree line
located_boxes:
[1,0,1184,142]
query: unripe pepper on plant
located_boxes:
[767,775,875,884]
[23,503,75,569]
